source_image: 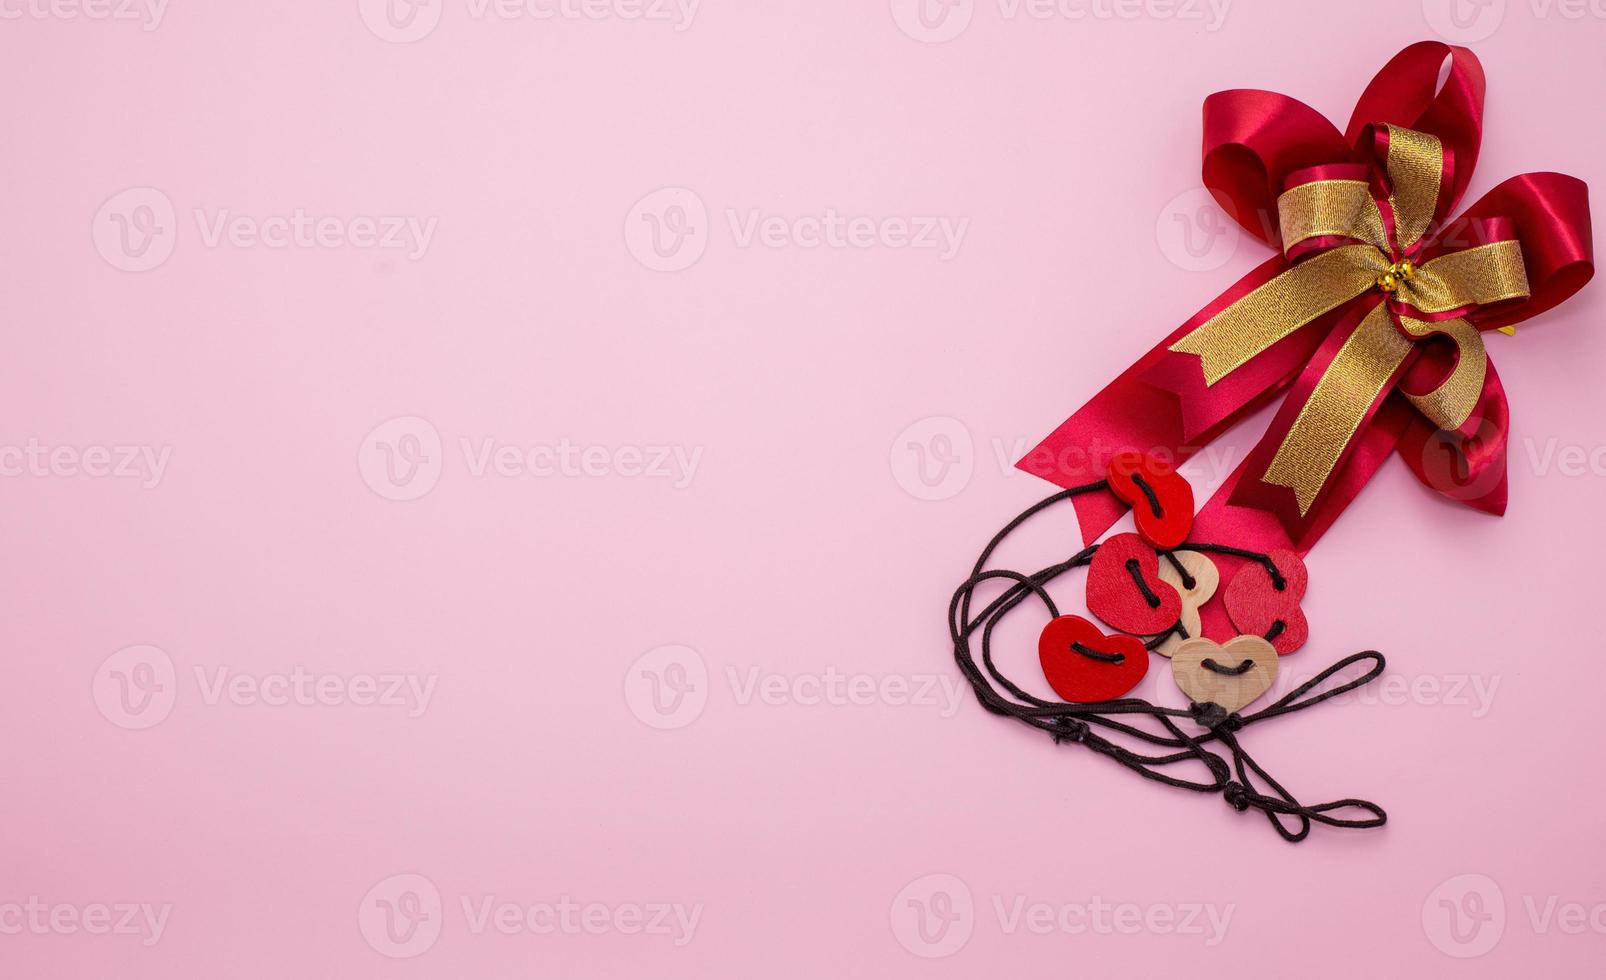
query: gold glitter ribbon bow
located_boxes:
[1168,125,1530,514]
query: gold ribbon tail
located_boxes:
[1260,305,1413,515]
[1169,245,1384,383]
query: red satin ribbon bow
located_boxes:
[1020,42,1593,570]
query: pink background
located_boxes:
[3,1,1605,976]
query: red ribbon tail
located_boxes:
[1016,256,1327,545]
[1396,359,1510,516]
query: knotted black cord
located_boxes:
[950,484,1388,841]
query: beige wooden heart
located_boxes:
[1170,635,1279,712]
[1154,551,1220,658]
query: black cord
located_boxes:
[1124,559,1164,608]
[1129,473,1165,517]
[949,486,1388,842]
[1161,550,1198,590]
[1186,542,1288,591]
[1201,658,1256,676]
[1072,641,1126,664]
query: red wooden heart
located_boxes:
[1223,548,1309,654]
[1086,533,1182,634]
[1038,615,1149,702]
[1107,451,1193,549]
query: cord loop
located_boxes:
[950,484,1388,842]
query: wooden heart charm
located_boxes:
[1153,550,1220,658]
[1224,549,1309,654]
[1170,635,1279,712]
[1039,615,1149,702]
[1087,533,1181,635]
[1107,451,1193,549]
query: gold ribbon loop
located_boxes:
[1278,180,1389,254]
[1396,317,1487,431]
[1383,124,1443,251]
[1399,241,1531,313]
